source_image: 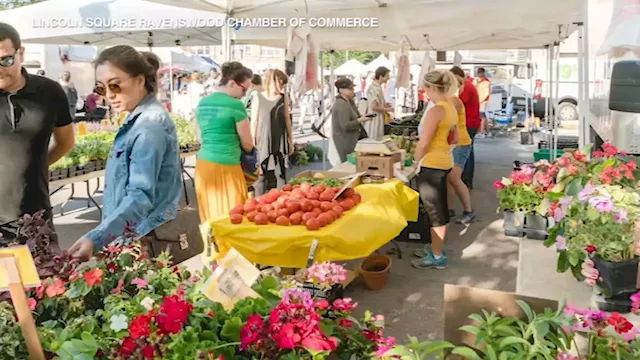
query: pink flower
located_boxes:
[131,278,148,289]
[493,180,506,190]
[45,279,66,298]
[631,292,640,312]
[110,279,125,295]
[83,268,104,287]
[332,298,357,312]
[28,298,37,311]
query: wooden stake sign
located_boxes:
[0,246,45,360]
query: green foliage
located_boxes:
[171,113,199,148]
[0,0,46,10]
[321,51,382,69]
[295,150,309,165]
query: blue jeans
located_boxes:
[462,128,478,189]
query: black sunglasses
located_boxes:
[0,50,19,68]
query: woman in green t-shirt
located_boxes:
[195,62,254,259]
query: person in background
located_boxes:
[204,67,220,94]
[363,71,374,98]
[400,74,417,115]
[365,66,393,140]
[384,75,397,110]
[416,86,427,113]
[0,22,75,243]
[446,66,476,224]
[454,67,482,190]
[251,69,293,195]
[475,67,491,138]
[85,87,107,120]
[297,87,317,134]
[36,69,45,76]
[59,70,78,119]
[354,73,363,101]
[195,62,254,257]
[244,73,262,110]
[332,78,372,163]
[412,69,458,270]
[69,46,181,261]
[187,71,205,119]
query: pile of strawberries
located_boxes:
[229,182,362,231]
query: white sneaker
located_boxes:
[475,133,486,139]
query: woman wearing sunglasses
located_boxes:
[69,45,182,261]
[195,61,254,260]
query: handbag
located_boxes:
[142,206,204,265]
[241,147,259,186]
[358,124,368,140]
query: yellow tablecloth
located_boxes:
[209,180,419,268]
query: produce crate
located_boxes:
[301,283,344,302]
[533,149,567,162]
[69,166,88,177]
[49,168,69,181]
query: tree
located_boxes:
[321,50,382,68]
[0,0,46,10]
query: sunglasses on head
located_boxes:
[0,49,19,67]
[95,83,122,96]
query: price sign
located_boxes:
[218,268,242,298]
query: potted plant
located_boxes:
[494,165,543,237]
[545,184,640,296]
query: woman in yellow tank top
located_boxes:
[412,69,459,270]
[446,67,476,226]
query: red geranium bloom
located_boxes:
[301,331,338,352]
[493,180,505,190]
[28,298,37,311]
[586,245,597,254]
[608,312,633,334]
[45,279,66,298]
[156,295,193,334]
[339,318,353,328]
[35,283,45,299]
[83,268,104,287]
[106,262,119,272]
[332,298,357,312]
[314,300,329,310]
[129,313,153,339]
[143,345,155,358]
[240,314,265,350]
[120,337,137,355]
[275,323,300,349]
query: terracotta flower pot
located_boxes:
[359,255,391,290]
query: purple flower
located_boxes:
[578,185,595,201]
[555,235,566,250]
[281,288,313,309]
[591,198,614,212]
[615,209,628,223]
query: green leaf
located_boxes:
[565,178,584,197]
[516,300,534,322]
[259,275,279,291]
[557,251,570,273]
[567,251,580,267]
[499,336,531,348]
[459,325,480,335]
[220,317,244,342]
[535,321,550,338]
[419,341,455,354]
[451,347,483,360]
[586,208,600,221]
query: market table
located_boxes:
[209,179,419,268]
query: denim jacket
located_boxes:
[85,94,182,248]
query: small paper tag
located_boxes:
[179,234,188,250]
[306,239,319,267]
[409,233,421,240]
[218,268,242,298]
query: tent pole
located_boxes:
[577,22,586,148]
[169,55,174,109]
[546,44,552,147]
[553,42,560,159]
[581,0,590,149]
[320,51,326,171]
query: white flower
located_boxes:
[141,296,155,311]
[110,314,128,332]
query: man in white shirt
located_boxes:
[204,68,220,94]
[384,76,397,109]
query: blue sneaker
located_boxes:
[412,251,447,269]
[413,244,447,259]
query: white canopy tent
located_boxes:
[150,0,582,51]
[366,54,394,71]
[153,48,213,73]
[0,0,225,46]
[333,59,368,76]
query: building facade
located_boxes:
[186,45,286,73]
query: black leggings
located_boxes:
[417,167,451,227]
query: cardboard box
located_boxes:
[357,155,397,179]
[294,170,361,187]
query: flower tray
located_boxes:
[48,168,69,181]
[503,211,525,237]
[593,293,633,313]
[69,165,88,178]
[592,255,640,298]
[524,213,548,240]
[301,283,344,302]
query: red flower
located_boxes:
[573,151,587,162]
[143,345,155,358]
[106,262,119,272]
[314,300,329,310]
[83,268,104,287]
[45,279,66,298]
[339,319,353,328]
[332,298,357,312]
[275,323,300,349]
[129,313,153,339]
[156,295,193,334]
[493,180,505,190]
[549,202,559,217]
[586,245,597,254]
[35,283,45,299]
[28,298,37,311]
[240,314,265,350]
[603,142,619,157]
[120,337,137,355]
[301,332,338,352]
[207,311,214,317]
[608,312,633,334]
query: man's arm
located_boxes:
[48,82,75,165]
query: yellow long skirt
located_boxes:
[195,159,248,262]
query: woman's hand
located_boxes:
[68,237,94,262]
[581,236,640,285]
[289,142,295,155]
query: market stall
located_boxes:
[210,179,418,268]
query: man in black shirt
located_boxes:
[0,23,75,242]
